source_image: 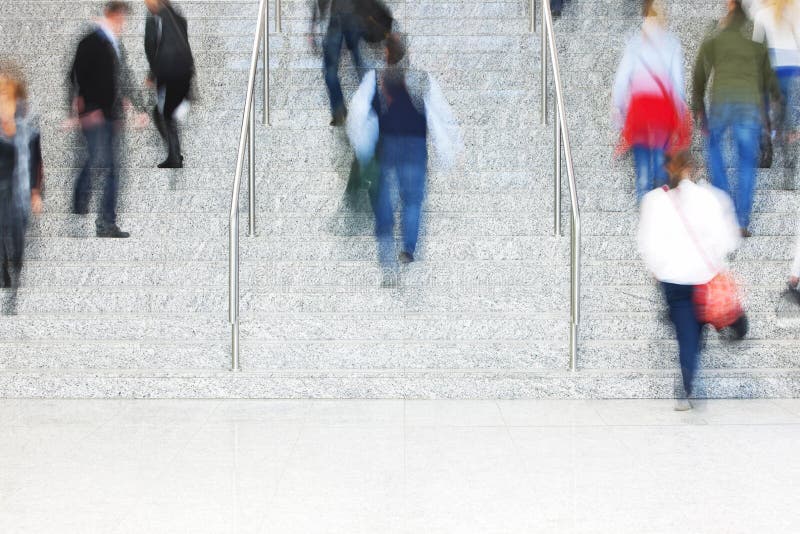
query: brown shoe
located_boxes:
[740,228,752,238]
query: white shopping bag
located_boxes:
[346,70,379,166]
[424,75,463,171]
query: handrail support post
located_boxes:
[248,100,256,237]
[554,103,562,237]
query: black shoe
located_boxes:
[740,228,752,238]
[398,251,414,264]
[330,108,347,127]
[730,314,749,340]
[96,224,130,238]
[72,202,89,215]
[158,157,183,169]
[552,9,562,17]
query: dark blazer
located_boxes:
[145,6,194,82]
[69,27,142,120]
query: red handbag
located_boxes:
[693,271,744,330]
[665,187,744,330]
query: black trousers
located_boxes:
[154,77,192,162]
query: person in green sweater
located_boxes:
[692,0,781,237]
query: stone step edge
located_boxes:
[1,368,798,399]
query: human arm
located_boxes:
[691,39,712,126]
[671,39,686,105]
[611,41,635,129]
[29,132,43,214]
[144,14,158,82]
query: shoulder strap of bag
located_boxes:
[662,185,720,275]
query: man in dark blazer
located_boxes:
[68,1,147,238]
[144,0,194,169]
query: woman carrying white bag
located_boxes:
[346,33,463,285]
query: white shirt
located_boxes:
[96,20,121,58]
[753,6,800,68]
[637,180,741,285]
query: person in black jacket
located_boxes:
[68,1,146,238]
[145,0,194,169]
[312,0,365,126]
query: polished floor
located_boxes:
[1,398,799,533]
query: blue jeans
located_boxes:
[662,282,703,397]
[776,69,800,131]
[373,135,427,267]
[323,13,363,116]
[706,102,761,229]
[550,0,566,12]
[632,145,667,201]
[74,119,119,226]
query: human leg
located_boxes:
[74,124,103,213]
[706,113,731,197]
[97,121,127,237]
[632,145,654,201]
[323,18,346,122]
[732,118,761,230]
[397,137,428,259]
[159,77,191,167]
[374,142,397,269]
[662,282,703,398]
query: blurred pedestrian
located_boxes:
[0,62,44,315]
[68,1,147,238]
[551,0,568,17]
[347,34,461,286]
[144,0,194,169]
[692,0,782,237]
[638,152,744,410]
[312,0,392,126]
[612,0,690,202]
[753,0,800,189]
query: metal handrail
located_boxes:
[539,0,581,371]
[229,0,272,370]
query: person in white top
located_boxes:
[638,152,743,410]
[753,0,800,188]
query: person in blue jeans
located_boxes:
[692,0,781,237]
[313,0,364,126]
[705,103,761,234]
[371,35,428,285]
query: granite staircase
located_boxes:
[0,0,797,398]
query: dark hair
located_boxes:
[0,60,28,101]
[385,33,406,66]
[666,151,694,188]
[642,0,656,17]
[104,1,130,15]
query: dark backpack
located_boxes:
[153,8,194,80]
[354,0,392,43]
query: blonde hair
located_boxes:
[769,0,796,22]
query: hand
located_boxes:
[132,112,149,129]
[145,76,155,89]
[79,109,105,130]
[30,191,43,215]
[790,276,799,289]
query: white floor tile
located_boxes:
[404,399,503,427]
[2,399,799,533]
[498,399,605,426]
